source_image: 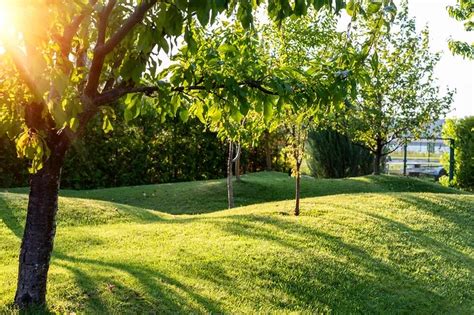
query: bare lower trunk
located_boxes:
[227,141,234,209]
[235,153,241,182]
[294,162,301,216]
[15,135,68,308]
[373,142,383,175]
[373,153,381,175]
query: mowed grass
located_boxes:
[0,172,473,313]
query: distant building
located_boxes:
[391,119,449,154]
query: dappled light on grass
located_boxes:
[0,173,472,313]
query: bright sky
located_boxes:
[394,0,472,118]
[337,0,473,118]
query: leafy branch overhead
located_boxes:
[446,0,473,59]
[0,0,395,173]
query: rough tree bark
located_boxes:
[373,139,384,175]
[14,132,69,308]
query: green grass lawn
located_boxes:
[1,172,473,313]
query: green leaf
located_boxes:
[102,115,113,133]
[124,94,140,122]
[367,1,382,14]
[179,108,189,122]
[170,94,181,115]
[184,27,198,54]
[47,100,67,128]
[346,0,355,16]
[218,43,238,56]
[196,4,210,26]
[164,5,183,36]
[175,0,187,10]
[294,0,306,16]
[237,0,253,28]
[313,0,326,11]
[263,96,274,123]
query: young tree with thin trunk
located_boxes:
[260,7,379,215]
[226,141,241,208]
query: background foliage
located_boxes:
[0,108,290,189]
[307,128,374,178]
[441,116,474,190]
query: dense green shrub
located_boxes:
[1,108,286,189]
[0,111,228,189]
[441,117,474,190]
[0,137,29,188]
[307,128,374,178]
[61,112,228,189]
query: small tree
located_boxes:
[259,5,388,215]
[339,5,454,174]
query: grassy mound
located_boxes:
[0,172,472,313]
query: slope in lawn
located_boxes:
[5,172,460,215]
[0,173,472,314]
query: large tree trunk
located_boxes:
[14,134,69,308]
[294,161,301,216]
[373,141,384,175]
[264,130,272,171]
[227,141,234,209]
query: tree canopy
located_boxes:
[336,4,454,174]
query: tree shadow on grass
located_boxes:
[215,214,472,313]
[6,172,463,216]
[52,252,226,314]
[0,195,24,238]
[395,194,474,238]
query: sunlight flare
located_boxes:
[0,1,18,43]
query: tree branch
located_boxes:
[59,0,98,58]
[5,44,45,104]
[94,79,278,106]
[244,79,278,95]
[83,0,117,96]
[101,0,158,55]
[381,141,403,157]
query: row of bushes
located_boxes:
[1,122,375,189]
[0,110,289,189]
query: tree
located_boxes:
[0,0,393,308]
[165,23,270,209]
[260,9,359,215]
[339,4,454,174]
[447,0,473,59]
